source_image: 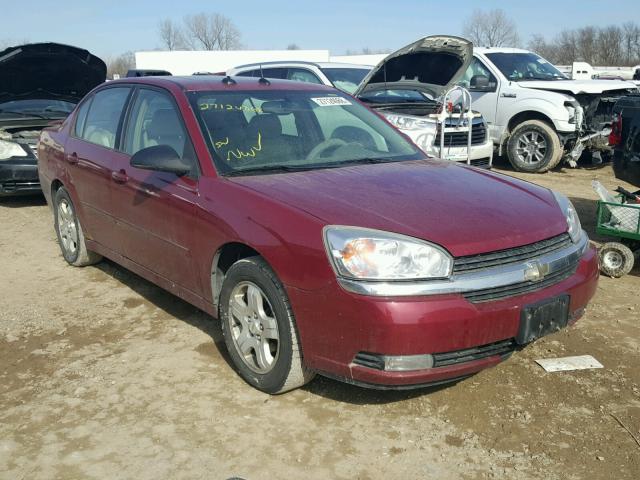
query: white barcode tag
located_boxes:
[311,97,352,107]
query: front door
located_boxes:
[465,57,501,142]
[111,87,202,294]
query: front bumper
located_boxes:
[0,159,41,196]
[288,242,598,389]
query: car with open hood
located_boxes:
[464,47,639,172]
[354,35,494,168]
[38,75,598,393]
[0,43,106,196]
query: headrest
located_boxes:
[248,113,282,137]
[147,109,182,138]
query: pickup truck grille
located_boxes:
[453,233,573,274]
[438,123,487,146]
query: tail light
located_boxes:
[609,113,622,146]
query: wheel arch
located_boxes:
[499,111,559,157]
[210,242,263,313]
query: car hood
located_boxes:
[0,43,106,102]
[354,36,473,100]
[229,160,568,257]
[518,79,637,95]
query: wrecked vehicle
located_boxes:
[463,47,639,172]
[610,93,640,187]
[354,36,493,168]
[0,43,106,196]
[39,75,598,393]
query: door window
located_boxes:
[123,88,197,173]
[462,59,497,92]
[287,68,323,85]
[82,88,130,148]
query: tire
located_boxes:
[507,120,562,173]
[599,242,634,278]
[53,187,102,267]
[219,256,315,394]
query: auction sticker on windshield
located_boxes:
[311,97,352,106]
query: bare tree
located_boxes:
[622,22,640,64]
[598,26,624,65]
[286,43,301,50]
[183,13,242,50]
[528,34,560,63]
[106,51,135,79]
[462,9,519,47]
[159,19,187,51]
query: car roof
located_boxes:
[231,60,373,70]
[474,47,534,55]
[105,75,339,92]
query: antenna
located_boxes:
[258,63,270,85]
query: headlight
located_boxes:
[383,113,434,132]
[0,139,27,160]
[552,191,582,243]
[324,226,453,280]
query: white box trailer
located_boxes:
[135,50,332,76]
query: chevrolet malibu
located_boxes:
[38,76,598,393]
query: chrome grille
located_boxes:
[453,234,573,274]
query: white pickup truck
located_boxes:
[460,47,639,172]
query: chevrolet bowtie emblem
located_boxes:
[524,261,547,282]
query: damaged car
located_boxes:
[464,47,639,172]
[354,35,494,168]
[0,42,106,196]
[39,75,598,393]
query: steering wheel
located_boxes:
[305,138,347,161]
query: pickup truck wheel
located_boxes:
[219,256,315,394]
[599,242,635,278]
[53,187,102,267]
[507,120,562,173]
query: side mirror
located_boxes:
[130,144,190,176]
[470,75,491,91]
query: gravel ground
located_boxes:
[0,162,639,480]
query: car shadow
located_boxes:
[0,194,46,208]
[92,259,462,404]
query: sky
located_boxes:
[2,0,639,58]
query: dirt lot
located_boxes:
[1,163,639,480]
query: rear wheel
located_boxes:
[507,120,562,173]
[53,187,102,266]
[599,242,634,278]
[219,256,314,394]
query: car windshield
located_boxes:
[189,90,422,175]
[485,53,567,81]
[321,67,371,94]
[358,89,436,104]
[0,98,76,118]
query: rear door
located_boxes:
[64,86,132,252]
[112,86,202,293]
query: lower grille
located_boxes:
[469,158,492,169]
[463,261,578,303]
[352,339,516,371]
[0,181,40,193]
[432,339,516,368]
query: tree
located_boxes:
[106,51,135,79]
[528,34,559,63]
[286,43,301,50]
[159,19,187,51]
[462,9,519,47]
[182,13,242,50]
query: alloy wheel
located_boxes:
[515,131,548,165]
[57,199,79,257]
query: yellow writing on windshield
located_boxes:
[199,103,262,114]
[224,132,262,162]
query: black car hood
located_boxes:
[354,35,473,100]
[0,43,106,102]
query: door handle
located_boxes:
[66,152,79,165]
[111,169,129,184]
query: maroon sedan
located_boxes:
[38,76,598,393]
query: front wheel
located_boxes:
[53,187,102,266]
[219,256,315,394]
[507,120,562,173]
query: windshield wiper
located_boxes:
[226,158,399,176]
[0,109,49,119]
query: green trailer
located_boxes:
[596,195,640,277]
